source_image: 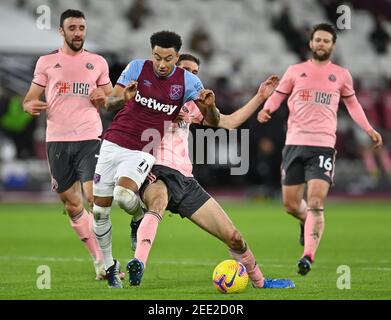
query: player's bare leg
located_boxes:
[282,184,307,245]
[298,179,329,275]
[59,180,104,280]
[189,198,294,288]
[128,180,168,286]
[82,180,94,211]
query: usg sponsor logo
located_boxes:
[135,91,178,115]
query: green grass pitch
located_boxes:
[0,200,390,300]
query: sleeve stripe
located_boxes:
[115,82,126,88]
[97,81,111,87]
[275,90,290,95]
[32,81,46,88]
[341,93,355,98]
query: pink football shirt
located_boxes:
[33,48,111,142]
[267,60,363,148]
[155,101,203,177]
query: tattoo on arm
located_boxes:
[106,96,125,111]
[206,105,220,127]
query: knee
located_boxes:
[282,199,301,215]
[64,200,83,217]
[113,186,139,215]
[227,230,246,252]
[92,204,111,222]
[147,195,167,215]
[307,197,324,210]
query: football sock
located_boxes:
[379,149,391,173]
[362,149,377,174]
[229,247,264,288]
[303,208,325,262]
[69,209,103,263]
[135,211,161,267]
[92,205,114,270]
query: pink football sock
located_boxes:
[69,209,103,263]
[229,247,264,288]
[135,211,162,267]
[303,208,325,262]
[362,150,377,174]
[379,149,391,173]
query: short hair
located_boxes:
[150,31,182,52]
[177,53,200,66]
[310,23,337,43]
[60,9,85,28]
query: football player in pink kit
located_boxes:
[90,32,220,288]
[22,10,112,280]
[126,54,295,289]
[258,23,383,275]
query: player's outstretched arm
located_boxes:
[213,75,279,130]
[93,81,138,112]
[196,89,220,127]
[89,83,113,110]
[343,95,383,148]
[23,83,48,116]
[256,89,287,124]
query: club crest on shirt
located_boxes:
[86,63,94,70]
[328,74,336,82]
[169,84,183,100]
[143,79,152,87]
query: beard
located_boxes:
[311,48,332,61]
[65,37,84,52]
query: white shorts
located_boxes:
[93,140,156,197]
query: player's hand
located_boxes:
[257,108,272,123]
[174,112,185,122]
[198,89,216,107]
[89,88,106,109]
[367,128,383,148]
[258,75,279,100]
[23,100,48,116]
[124,81,138,102]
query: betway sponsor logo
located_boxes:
[135,91,178,115]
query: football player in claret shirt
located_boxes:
[126,54,295,289]
[89,31,219,288]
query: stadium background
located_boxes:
[0,0,390,300]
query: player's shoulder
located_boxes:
[290,60,311,71]
[124,59,147,70]
[83,50,108,62]
[183,69,203,91]
[329,61,350,74]
[183,68,201,82]
[37,49,60,61]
